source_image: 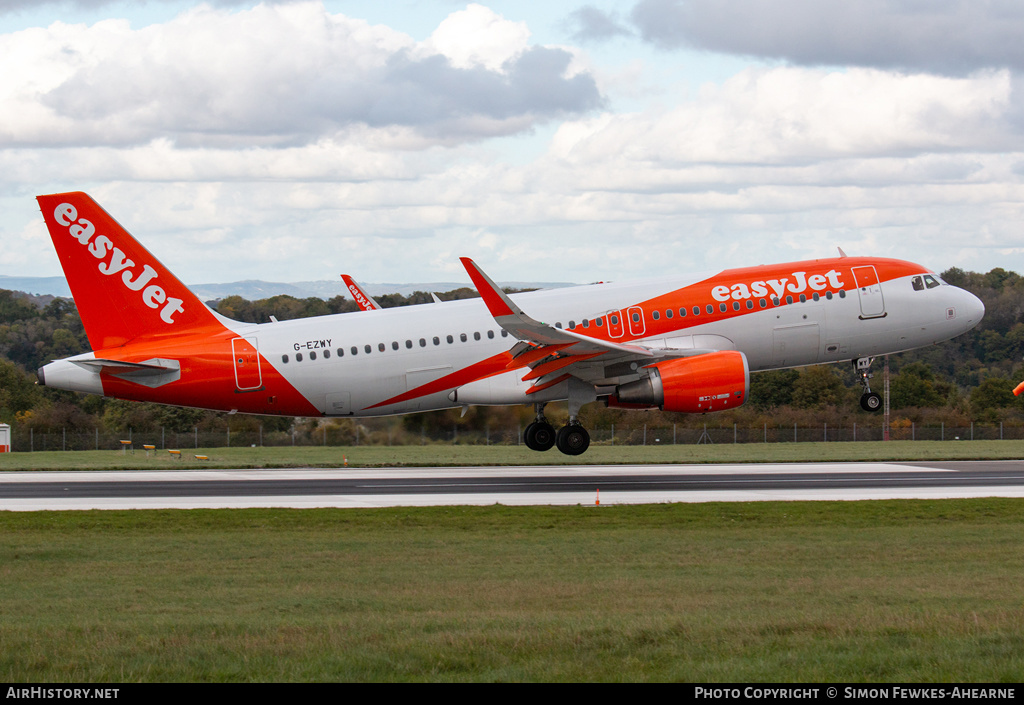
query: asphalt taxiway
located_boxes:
[3,460,1024,510]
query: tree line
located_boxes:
[3,269,1024,445]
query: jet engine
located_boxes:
[610,351,749,413]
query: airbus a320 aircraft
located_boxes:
[36,192,984,455]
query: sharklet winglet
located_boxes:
[460,257,654,357]
[341,274,382,311]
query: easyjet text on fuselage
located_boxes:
[711,269,844,302]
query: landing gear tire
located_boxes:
[524,421,556,451]
[556,424,590,456]
[860,392,882,412]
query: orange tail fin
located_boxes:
[37,192,219,350]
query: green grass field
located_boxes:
[3,443,1024,681]
[2,439,1024,471]
[2,500,1024,682]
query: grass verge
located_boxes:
[1,439,1023,471]
[1,499,1024,681]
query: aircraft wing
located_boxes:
[460,257,719,390]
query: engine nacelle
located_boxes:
[604,397,659,410]
[613,351,749,413]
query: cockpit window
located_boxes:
[913,274,943,291]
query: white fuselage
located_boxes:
[216,270,981,416]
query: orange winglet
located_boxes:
[341,274,381,311]
[460,257,516,318]
[1014,381,1024,397]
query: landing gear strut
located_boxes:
[523,379,597,455]
[557,378,596,455]
[855,357,882,412]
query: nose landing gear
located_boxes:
[855,357,882,412]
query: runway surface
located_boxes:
[3,460,1024,510]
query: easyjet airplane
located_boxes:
[36,192,984,455]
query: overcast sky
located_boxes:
[2,0,1023,286]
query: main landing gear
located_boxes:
[855,357,882,412]
[523,407,556,452]
[523,402,591,456]
[556,422,590,456]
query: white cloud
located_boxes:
[551,68,1017,169]
[3,3,1024,286]
[0,2,600,149]
[424,3,529,72]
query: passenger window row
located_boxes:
[279,288,851,364]
[281,329,507,363]
[562,288,848,327]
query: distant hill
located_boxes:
[0,276,71,298]
[0,275,574,301]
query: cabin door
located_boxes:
[852,266,886,319]
[232,337,263,391]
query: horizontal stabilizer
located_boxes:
[71,358,178,375]
[71,357,181,388]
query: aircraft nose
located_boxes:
[959,288,985,328]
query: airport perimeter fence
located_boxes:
[8,421,1024,452]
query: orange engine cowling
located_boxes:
[612,351,749,413]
